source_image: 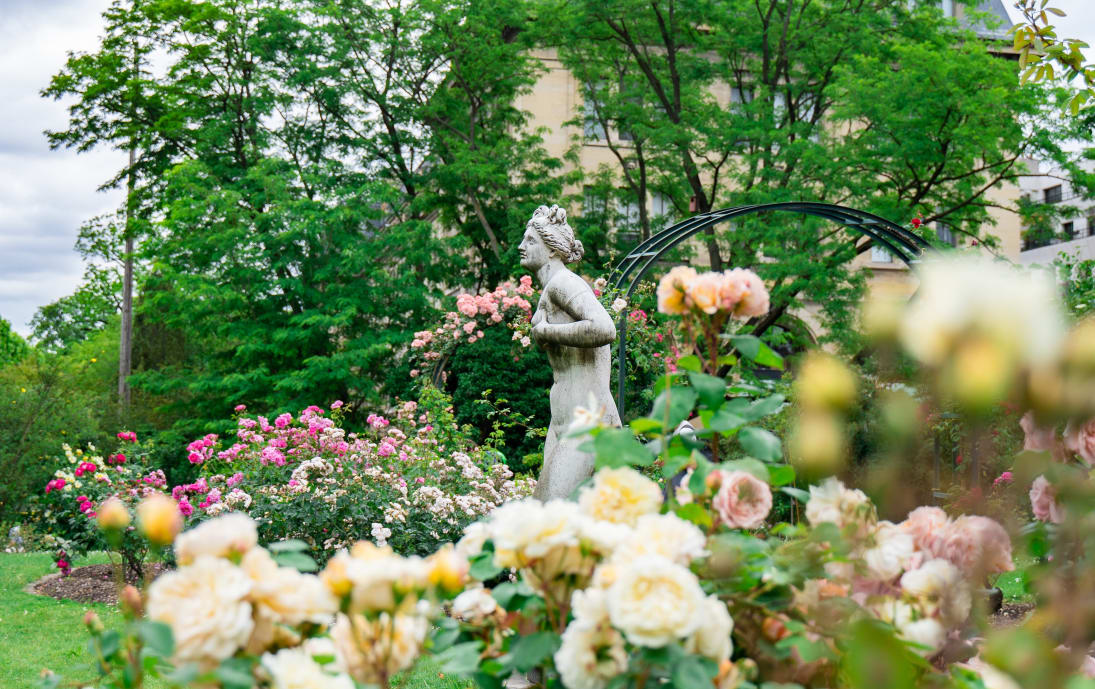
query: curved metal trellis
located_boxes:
[608,202,934,418]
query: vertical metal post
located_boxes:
[616,313,628,419]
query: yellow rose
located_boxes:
[425,545,467,593]
[136,494,183,546]
[794,352,858,412]
[578,467,662,526]
[657,266,697,315]
[97,497,131,531]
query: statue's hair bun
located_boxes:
[530,204,583,264]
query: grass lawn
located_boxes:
[0,551,469,689]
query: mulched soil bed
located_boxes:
[990,602,1035,628]
[33,563,169,604]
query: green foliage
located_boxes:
[0,317,29,367]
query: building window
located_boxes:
[617,195,641,232]
[651,193,674,224]
[1045,185,1063,204]
[583,186,607,216]
[1088,214,1095,237]
[582,92,606,141]
[1063,221,1075,238]
[936,222,957,247]
[871,244,893,263]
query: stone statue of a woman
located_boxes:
[519,204,621,500]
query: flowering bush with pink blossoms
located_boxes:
[178,390,535,560]
[34,431,171,578]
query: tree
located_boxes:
[0,318,29,367]
[1010,0,1095,114]
[550,0,1092,347]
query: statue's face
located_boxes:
[519,225,552,271]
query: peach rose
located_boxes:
[657,266,698,315]
[1064,417,1095,465]
[726,268,770,318]
[1030,475,1064,524]
[711,470,772,529]
[716,271,747,311]
[687,272,723,315]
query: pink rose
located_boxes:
[723,268,770,318]
[1030,475,1064,524]
[941,515,1013,576]
[712,470,772,529]
[1064,418,1095,465]
[1020,411,1057,454]
[899,506,951,558]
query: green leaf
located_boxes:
[98,630,121,659]
[215,659,255,689]
[136,621,174,658]
[675,354,702,372]
[629,417,665,435]
[438,641,483,676]
[671,655,719,689]
[707,407,746,433]
[721,458,769,482]
[273,551,318,572]
[268,539,309,552]
[689,453,715,494]
[594,427,656,468]
[510,632,562,672]
[730,335,784,370]
[688,371,727,409]
[768,464,795,487]
[470,550,503,581]
[739,426,782,462]
[675,502,713,528]
[781,486,810,503]
[651,386,698,430]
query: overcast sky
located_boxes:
[1,1,1094,338]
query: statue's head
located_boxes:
[519,204,584,271]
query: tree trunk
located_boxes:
[118,147,134,413]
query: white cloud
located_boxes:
[0,0,124,337]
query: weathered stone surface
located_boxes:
[518,204,620,501]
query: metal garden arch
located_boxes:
[608,201,934,418]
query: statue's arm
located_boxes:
[532,281,616,348]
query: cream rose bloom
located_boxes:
[578,467,662,526]
[900,506,951,558]
[684,596,734,662]
[489,499,583,567]
[571,587,611,624]
[611,513,707,565]
[687,272,723,315]
[726,268,770,318]
[147,555,254,666]
[863,522,915,582]
[805,478,874,533]
[712,470,772,529]
[330,612,427,684]
[174,512,259,565]
[451,586,498,624]
[900,558,971,627]
[554,620,628,689]
[241,548,337,626]
[261,647,354,689]
[606,555,706,647]
[899,618,946,655]
[455,520,490,559]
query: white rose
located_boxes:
[241,548,337,627]
[684,596,734,662]
[570,587,611,625]
[607,555,706,647]
[261,647,354,689]
[174,512,258,565]
[611,297,628,313]
[578,467,663,526]
[451,587,498,624]
[554,620,628,689]
[456,521,490,559]
[147,555,254,667]
[898,618,946,656]
[805,478,874,533]
[963,660,1022,689]
[612,513,708,565]
[869,597,915,629]
[863,522,915,581]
